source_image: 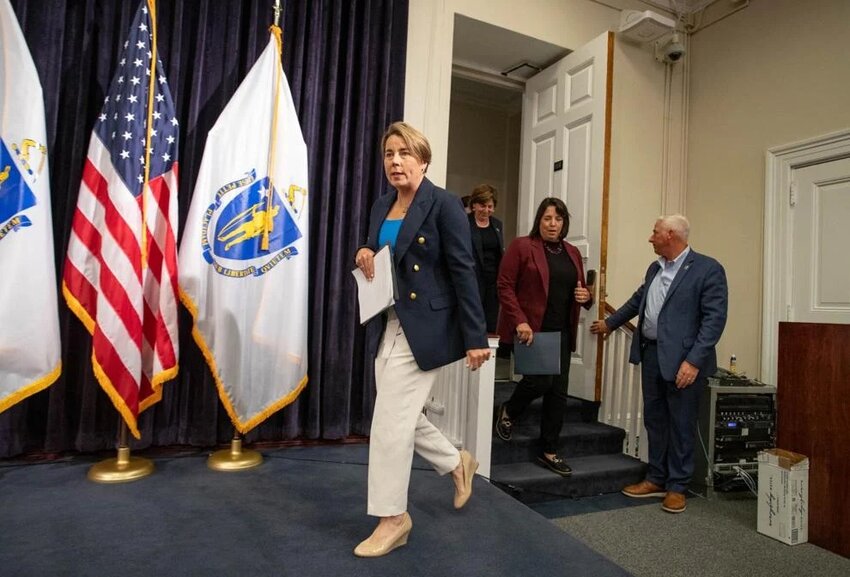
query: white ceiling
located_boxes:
[627,0,720,17]
[452,14,570,82]
[655,0,718,15]
[451,14,569,112]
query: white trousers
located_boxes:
[367,310,461,517]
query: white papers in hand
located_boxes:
[352,245,396,324]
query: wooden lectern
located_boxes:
[777,322,850,557]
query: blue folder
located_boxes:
[513,332,561,375]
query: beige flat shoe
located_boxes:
[353,512,413,558]
[453,449,479,509]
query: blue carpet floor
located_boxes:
[0,444,633,577]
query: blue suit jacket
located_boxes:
[605,249,728,381]
[362,178,488,371]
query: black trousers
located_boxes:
[480,279,500,334]
[504,329,571,454]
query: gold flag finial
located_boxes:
[273,0,282,27]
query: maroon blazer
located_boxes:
[496,236,592,351]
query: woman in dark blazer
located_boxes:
[495,197,592,476]
[353,122,490,558]
[467,184,504,333]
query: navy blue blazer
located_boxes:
[362,178,488,371]
[605,249,728,381]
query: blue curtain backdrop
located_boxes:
[0,0,408,457]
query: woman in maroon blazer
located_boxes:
[495,197,592,476]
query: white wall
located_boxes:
[446,99,521,242]
[687,0,850,379]
[606,38,668,307]
[446,100,509,200]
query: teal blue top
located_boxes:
[378,218,403,252]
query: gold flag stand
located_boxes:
[88,422,154,483]
[208,431,263,471]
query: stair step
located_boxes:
[489,453,647,503]
[494,382,599,423]
[489,381,643,505]
[491,421,626,464]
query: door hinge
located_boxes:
[789,181,797,207]
[786,304,792,321]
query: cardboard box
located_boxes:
[757,448,809,545]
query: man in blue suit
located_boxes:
[591,215,727,513]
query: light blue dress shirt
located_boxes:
[642,246,691,340]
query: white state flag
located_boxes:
[0,0,62,412]
[179,33,309,433]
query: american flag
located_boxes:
[63,1,179,438]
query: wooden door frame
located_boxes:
[762,128,850,385]
[594,32,614,402]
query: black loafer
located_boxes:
[537,454,572,477]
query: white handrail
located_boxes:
[599,324,648,462]
[425,337,500,478]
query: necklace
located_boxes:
[543,241,563,255]
[398,195,413,214]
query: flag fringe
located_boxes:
[62,281,96,334]
[90,354,142,439]
[179,288,307,434]
[0,361,62,414]
[64,281,176,438]
[138,363,178,413]
[241,374,308,433]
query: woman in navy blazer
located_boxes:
[353,122,490,557]
[495,198,592,476]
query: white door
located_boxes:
[790,158,850,324]
[518,32,612,401]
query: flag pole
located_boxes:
[261,0,284,252]
[88,0,161,483]
[207,430,263,471]
[87,421,155,483]
[140,0,160,269]
[208,0,284,472]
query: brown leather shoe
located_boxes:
[662,491,687,513]
[622,479,665,498]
